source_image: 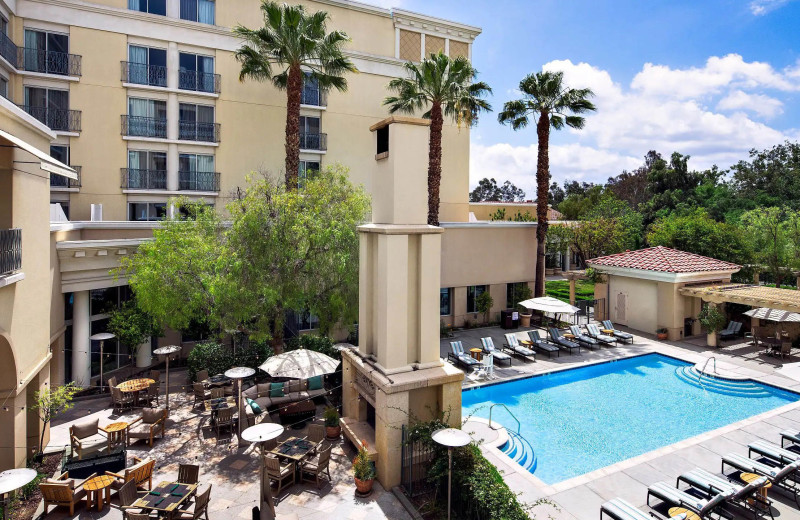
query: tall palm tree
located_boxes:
[498,70,595,297]
[384,52,492,226]
[234,1,357,189]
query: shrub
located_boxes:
[186,340,273,382]
[353,442,376,481]
[698,305,727,333]
[323,406,340,427]
[285,334,339,360]
[476,291,494,323]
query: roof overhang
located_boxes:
[679,283,800,313]
[0,129,77,180]
[587,263,739,284]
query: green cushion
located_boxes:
[308,376,323,391]
[246,398,262,416]
[270,383,284,398]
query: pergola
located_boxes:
[679,283,800,313]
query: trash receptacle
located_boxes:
[500,310,513,329]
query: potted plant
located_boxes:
[698,305,727,347]
[353,441,376,495]
[656,327,669,341]
[324,406,341,439]
[476,291,494,326]
[515,284,533,327]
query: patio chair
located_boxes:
[719,321,742,341]
[107,456,155,491]
[69,418,108,460]
[149,369,161,384]
[126,407,166,447]
[602,320,634,344]
[308,424,325,445]
[549,328,581,353]
[721,454,800,506]
[174,484,211,520]
[112,385,135,413]
[481,353,495,380]
[527,330,560,358]
[748,439,800,465]
[568,325,600,349]
[301,444,332,489]
[600,498,657,520]
[646,481,733,519]
[178,463,200,485]
[110,478,147,519]
[501,334,536,361]
[196,369,209,384]
[677,468,772,520]
[193,382,211,406]
[215,406,237,438]
[137,382,159,407]
[780,430,800,448]
[108,376,118,391]
[40,471,94,516]
[266,455,295,495]
[586,323,617,346]
[447,341,480,370]
[479,336,512,365]
[210,387,225,399]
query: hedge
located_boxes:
[186,341,273,382]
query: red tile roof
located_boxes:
[587,246,741,273]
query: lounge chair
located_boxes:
[721,454,800,505]
[678,468,772,519]
[647,482,733,519]
[568,325,600,349]
[448,341,480,370]
[549,328,581,354]
[501,334,536,362]
[781,430,800,448]
[748,440,800,465]
[602,320,634,344]
[40,471,95,516]
[586,323,617,346]
[479,337,512,366]
[719,322,742,341]
[527,330,560,358]
[600,498,655,520]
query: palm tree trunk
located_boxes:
[284,64,303,189]
[534,111,550,298]
[428,102,444,226]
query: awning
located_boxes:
[0,129,77,180]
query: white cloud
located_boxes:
[749,0,795,15]
[716,90,784,118]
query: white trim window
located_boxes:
[180,0,215,25]
[129,0,166,16]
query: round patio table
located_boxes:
[668,507,699,520]
[84,474,115,511]
[741,472,772,500]
[469,348,482,361]
[100,421,128,449]
[117,378,155,393]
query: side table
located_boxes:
[100,422,128,449]
[668,507,699,520]
[84,474,115,511]
[469,348,483,361]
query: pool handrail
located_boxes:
[489,403,520,434]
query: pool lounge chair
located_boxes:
[568,325,601,349]
[479,337,512,366]
[721,454,800,506]
[600,498,656,520]
[781,430,800,448]
[602,320,634,344]
[748,440,800,465]
[678,468,773,519]
[501,334,536,362]
[548,328,581,354]
[646,482,734,519]
[526,330,560,358]
[719,322,742,341]
[586,323,618,346]
[448,341,480,370]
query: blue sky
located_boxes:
[377,0,800,197]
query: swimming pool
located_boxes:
[462,353,800,484]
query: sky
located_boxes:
[372,0,800,198]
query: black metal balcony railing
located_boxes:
[121,115,167,139]
[179,171,220,192]
[121,168,167,190]
[300,88,327,107]
[299,132,327,151]
[178,70,221,94]
[121,61,167,87]
[21,105,82,132]
[0,33,17,68]
[179,121,220,143]
[0,229,22,277]
[19,48,81,76]
[49,165,81,188]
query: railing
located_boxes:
[179,171,220,192]
[121,61,167,87]
[489,403,521,434]
[299,132,327,151]
[18,48,82,76]
[300,88,327,107]
[0,229,22,276]
[400,424,436,499]
[121,168,167,190]
[0,33,17,68]
[121,115,167,138]
[50,166,81,188]
[178,121,220,143]
[178,70,221,94]
[699,356,717,392]
[20,106,82,132]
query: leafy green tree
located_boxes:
[740,207,791,286]
[234,1,356,189]
[384,52,492,225]
[469,178,526,202]
[557,185,606,220]
[32,383,79,455]
[640,152,705,225]
[107,300,163,363]
[646,208,750,264]
[565,195,642,265]
[475,291,494,324]
[731,141,800,210]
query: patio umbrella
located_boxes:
[743,307,800,322]
[258,348,339,379]
[518,297,580,315]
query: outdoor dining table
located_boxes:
[204,396,237,424]
[117,378,155,393]
[133,481,198,519]
[204,374,233,388]
[270,437,318,482]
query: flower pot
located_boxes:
[355,477,374,496]
[545,268,555,275]
[520,314,531,327]
[326,425,341,439]
[657,333,668,340]
[707,332,717,348]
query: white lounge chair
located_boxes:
[448,341,480,370]
[501,334,536,362]
[479,337,512,366]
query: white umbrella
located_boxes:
[258,348,339,379]
[743,307,800,322]
[518,297,580,315]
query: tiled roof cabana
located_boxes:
[679,283,800,313]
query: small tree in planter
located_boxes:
[32,382,80,457]
[513,284,533,327]
[655,327,668,340]
[108,300,163,369]
[476,291,494,325]
[353,441,376,495]
[698,305,727,347]
[324,406,341,439]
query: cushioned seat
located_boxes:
[70,419,108,460]
[243,378,326,427]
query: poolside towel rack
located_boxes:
[489,403,520,434]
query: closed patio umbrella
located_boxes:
[258,348,339,379]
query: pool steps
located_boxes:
[674,366,773,397]
[502,430,538,472]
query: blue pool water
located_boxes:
[462,353,800,484]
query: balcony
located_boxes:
[179,121,220,143]
[18,48,82,76]
[50,166,81,189]
[21,106,82,132]
[179,171,220,192]
[0,33,17,68]
[299,132,327,151]
[121,168,167,190]
[0,229,22,277]
[121,61,167,87]
[178,70,221,94]
[301,88,327,107]
[121,115,167,139]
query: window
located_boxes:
[179,103,215,141]
[127,150,167,189]
[376,126,389,155]
[178,52,215,92]
[180,0,215,24]
[23,29,69,75]
[129,0,166,16]
[127,98,167,138]
[299,116,321,149]
[294,310,319,331]
[129,202,167,221]
[50,145,71,188]
[52,201,69,219]
[0,77,7,99]
[127,45,167,86]
[298,160,319,188]
[0,16,7,36]
[466,285,487,314]
[24,87,70,131]
[178,202,214,219]
[301,72,322,106]
[507,282,528,309]
[440,288,452,316]
[179,153,216,190]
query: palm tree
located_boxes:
[498,71,595,297]
[234,1,357,189]
[384,52,492,226]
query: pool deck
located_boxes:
[443,326,800,520]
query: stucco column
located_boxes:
[71,290,91,387]
[374,388,409,489]
[0,391,29,469]
[136,337,152,368]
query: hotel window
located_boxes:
[24,87,70,131]
[440,288,452,316]
[49,145,71,188]
[127,150,167,189]
[22,29,70,75]
[299,116,321,149]
[0,76,7,99]
[507,282,527,308]
[128,202,167,221]
[127,45,167,87]
[180,0,215,25]
[127,97,167,138]
[178,52,215,93]
[466,285,487,314]
[301,72,322,106]
[129,0,166,16]
[298,160,320,188]
[179,103,215,141]
[179,153,216,190]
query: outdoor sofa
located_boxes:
[243,378,327,427]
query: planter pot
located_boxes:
[354,477,374,496]
[707,332,717,348]
[326,425,341,439]
[520,314,531,327]
[657,333,668,340]
[545,268,555,275]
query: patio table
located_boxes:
[271,437,317,483]
[133,481,197,518]
[84,474,115,511]
[118,378,155,393]
[204,374,233,388]
[100,421,127,450]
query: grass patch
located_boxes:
[545,280,595,301]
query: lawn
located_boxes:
[545,280,595,301]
